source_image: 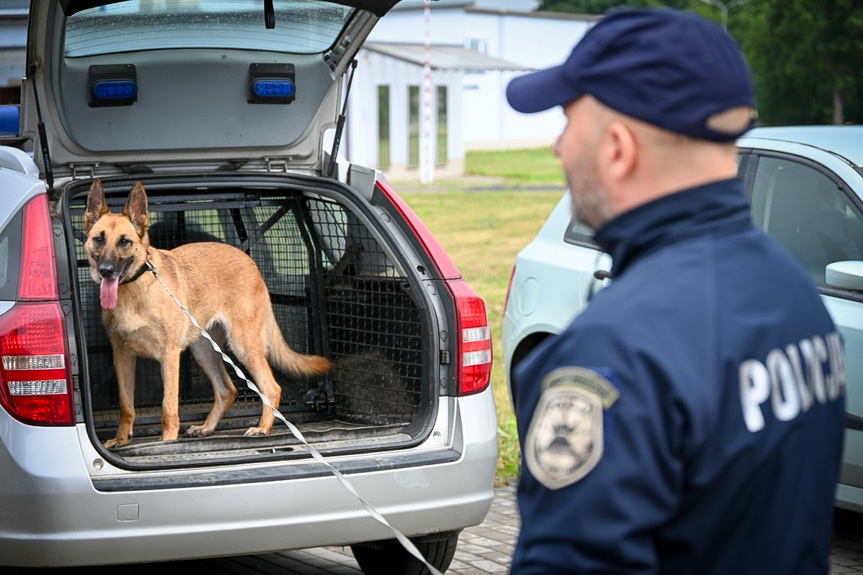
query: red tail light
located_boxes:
[19,194,59,300]
[375,181,493,395]
[449,280,492,396]
[0,194,73,425]
[0,302,74,425]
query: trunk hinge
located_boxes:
[264,157,290,172]
[69,163,100,180]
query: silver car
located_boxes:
[503,125,863,512]
[0,1,497,572]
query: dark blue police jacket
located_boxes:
[511,178,846,574]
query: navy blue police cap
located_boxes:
[506,8,757,141]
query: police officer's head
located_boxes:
[506,8,757,229]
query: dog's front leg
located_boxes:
[160,350,182,441]
[105,344,137,449]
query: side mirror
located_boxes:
[826,261,863,291]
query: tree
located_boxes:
[536,0,863,125]
[538,0,692,13]
[734,0,863,124]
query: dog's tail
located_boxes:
[265,315,333,378]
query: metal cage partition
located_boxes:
[67,185,428,450]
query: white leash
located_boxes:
[144,261,443,575]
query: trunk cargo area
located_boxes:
[64,178,434,467]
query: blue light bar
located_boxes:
[93,80,137,101]
[0,105,19,137]
[252,78,295,99]
[248,64,295,104]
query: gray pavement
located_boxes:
[186,483,863,575]
[831,508,863,574]
[16,482,863,574]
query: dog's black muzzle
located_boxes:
[98,263,118,279]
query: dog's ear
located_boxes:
[123,181,150,238]
[84,179,110,233]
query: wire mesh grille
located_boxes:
[316,197,424,423]
[68,186,427,437]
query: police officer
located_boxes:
[505,8,846,574]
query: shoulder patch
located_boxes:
[525,367,619,490]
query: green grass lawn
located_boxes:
[397,147,566,481]
[465,147,566,186]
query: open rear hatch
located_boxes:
[21,0,449,469]
[22,0,399,180]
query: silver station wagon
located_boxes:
[0,1,497,572]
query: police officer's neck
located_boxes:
[605,127,739,218]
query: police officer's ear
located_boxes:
[598,120,638,188]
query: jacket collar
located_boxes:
[592,178,751,278]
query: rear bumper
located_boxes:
[0,391,498,568]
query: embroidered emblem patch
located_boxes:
[525,367,619,490]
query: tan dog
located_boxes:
[84,180,332,448]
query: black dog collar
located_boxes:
[121,260,154,285]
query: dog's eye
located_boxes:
[92,234,105,246]
[118,237,132,248]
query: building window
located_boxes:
[408,85,419,169]
[436,85,447,168]
[377,85,390,170]
[465,38,488,55]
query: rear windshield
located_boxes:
[64,0,355,57]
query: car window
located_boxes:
[64,0,355,57]
[564,219,598,248]
[750,156,863,287]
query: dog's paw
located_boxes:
[243,426,272,437]
[104,437,129,449]
[185,425,215,438]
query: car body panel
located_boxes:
[740,125,863,167]
[0,157,46,231]
[0,392,496,567]
[502,193,605,406]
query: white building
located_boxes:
[0,1,28,104]
[345,0,595,180]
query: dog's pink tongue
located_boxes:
[100,277,119,310]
